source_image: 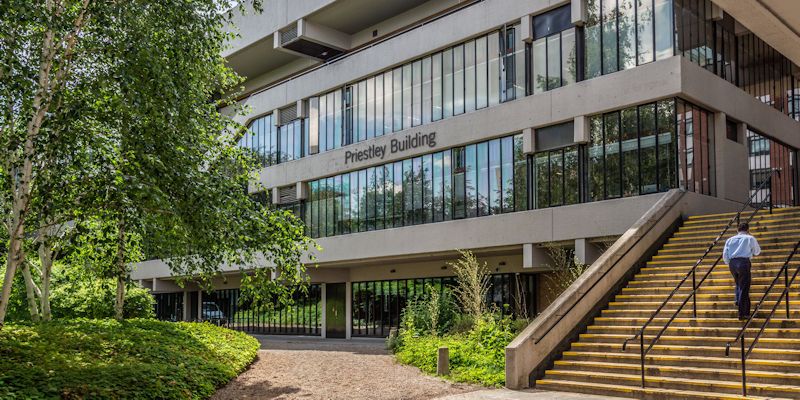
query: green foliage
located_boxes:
[400,289,458,337]
[394,314,519,387]
[0,319,258,399]
[449,250,491,320]
[542,244,590,298]
[0,261,154,322]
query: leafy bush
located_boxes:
[394,314,518,387]
[0,261,155,322]
[0,319,259,399]
[401,289,458,337]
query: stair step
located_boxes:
[554,360,800,386]
[578,333,800,349]
[651,248,797,260]
[607,300,800,311]
[541,370,800,398]
[561,351,800,373]
[585,325,800,339]
[570,342,800,361]
[637,265,791,276]
[600,309,800,320]
[627,276,800,287]
[592,316,800,329]
[678,216,800,232]
[535,379,771,400]
[621,284,799,294]
[662,240,799,251]
[668,232,800,244]
[684,208,800,222]
[615,293,800,302]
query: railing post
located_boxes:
[692,269,697,318]
[741,333,747,397]
[785,265,791,319]
[640,333,645,388]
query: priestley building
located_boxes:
[134,0,800,397]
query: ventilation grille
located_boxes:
[279,104,297,124]
[280,25,299,45]
[278,185,297,204]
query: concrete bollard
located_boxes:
[437,346,449,376]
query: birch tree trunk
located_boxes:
[38,241,54,321]
[114,220,126,321]
[20,261,41,322]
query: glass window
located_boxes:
[393,68,402,132]
[501,136,514,213]
[619,0,637,70]
[310,180,319,238]
[452,147,466,219]
[585,0,602,79]
[602,0,619,74]
[588,116,605,201]
[318,95,328,153]
[393,162,403,227]
[309,97,319,154]
[443,150,453,221]
[334,175,343,234]
[402,64,412,129]
[561,28,577,86]
[657,99,676,191]
[403,159,413,226]
[358,169,367,232]
[432,152,444,222]
[422,57,432,125]
[605,112,621,197]
[342,173,351,234]
[375,74,384,137]
[327,92,336,150]
[465,144,477,218]
[350,171,359,233]
[383,71,393,135]
[489,139,502,214]
[375,165,384,230]
[326,177,335,237]
[432,53,443,121]
[639,103,657,194]
[334,90,342,148]
[564,146,579,205]
[477,141,489,216]
[465,40,476,112]
[366,77,375,139]
[534,152,549,207]
[621,108,639,196]
[366,167,376,231]
[443,48,454,118]
[513,134,528,211]
[532,37,547,94]
[546,35,561,90]
[637,0,655,65]
[551,151,564,206]
[654,0,673,60]
[357,81,367,142]
[488,32,500,106]
[453,44,465,115]
[412,60,422,126]
[412,157,423,224]
[422,154,433,224]
[476,36,488,109]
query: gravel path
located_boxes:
[212,335,480,400]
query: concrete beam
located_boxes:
[523,243,551,268]
[571,0,586,26]
[573,115,589,144]
[522,127,535,154]
[574,238,602,265]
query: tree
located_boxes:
[0,0,312,327]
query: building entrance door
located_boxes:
[325,283,346,338]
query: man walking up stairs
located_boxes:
[536,207,800,399]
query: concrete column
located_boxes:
[197,291,203,322]
[522,128,535,155]
[519,15,532,43]
[574,115,589,144]
[152,278,158,292]
[320,283,327,339]
[571,0,587,26]
[523,244,551,269]
[296,181,308,200]
[271,187,280,205]
[713,112,749,202]
[183,291,189,322]
[345,281,352,340]
[575,238,603,265]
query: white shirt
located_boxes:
[723,232,761,265]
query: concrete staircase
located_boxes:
[536,207,800,399]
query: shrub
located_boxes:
[394,313,516,387]
[449,249,490,320]
[0,319,259,399]
[541,243,589,298]
[400,288,458,337]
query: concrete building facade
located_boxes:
[133,0,800,340]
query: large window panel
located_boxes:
[453,44,465,115]
[638,103,658,194]
[375,74,384,137]
[546,35,561,90]
[422,154,433,224]
[403,159,413,226]
[487,32,500,107]
[532,37,547,94]
[465,40,476,112]
[393,162,403,227]
[513,135,528,211]
[476,36,488,109]
[402,64,413,130]
[453,147,466,219]
[601,0,619,74]
[383,71,393,135]
[342,173,351,234]
[366,167,376,231]
[412,157,423,225]
[564,146,579,205]
[654,0,673,60]
[604,112,622,198]
[465,144,478,218]
[619,0,636,70]
[357,81,367,142]
[333,91,342,148]
[443,48,454,118]
[489,139,502,214]
[350,171,359,233]
[393,68,403,132]
[637,0,655,65]
[621,107,639,196]
[501,136,514,213]
[432,53,443,121]
[432,152,444,222]
[358,169,368,232]
[412,60,422,127]
[585,0,602,79]
[476,142,489,216]
[561,28,577,86]
[443,150,453,221]
[588,116,605,201]
[422,57,432,125]
[366,77,375,139]
[657,99,677,191]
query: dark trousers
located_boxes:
[729,257,752,318]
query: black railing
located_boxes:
[725,240,800,397]
[622,169,780,388]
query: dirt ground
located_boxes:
[211,335,481,400]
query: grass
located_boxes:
[0,318,259,399]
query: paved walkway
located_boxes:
[212,335,627,400]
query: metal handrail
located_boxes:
[622,169,780,388]
[724,240,800,397]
